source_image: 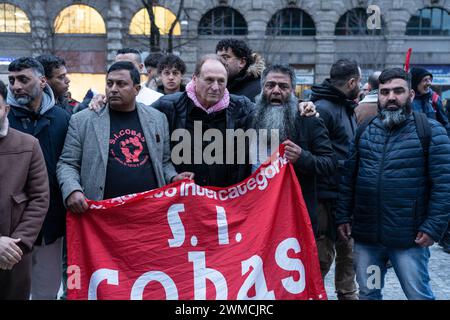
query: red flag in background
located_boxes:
[404,48,413,72]
[66,147,327,300]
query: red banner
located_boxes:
[67,147,327,300]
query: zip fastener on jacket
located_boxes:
[377,131,391,243]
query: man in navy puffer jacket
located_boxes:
[336,68,450,300]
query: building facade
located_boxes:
[0,0,449,101]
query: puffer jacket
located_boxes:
[336,114,450,248]
[227,53,265,102]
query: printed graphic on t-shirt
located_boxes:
[109,129,148,168]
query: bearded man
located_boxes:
[251,64,337,234]
[336,68,450,300]
[7,57,70,299]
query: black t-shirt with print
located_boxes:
[103,108,158,199]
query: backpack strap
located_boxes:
[412,111,432,189]
[412,111,431,161]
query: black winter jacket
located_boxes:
[336,115,450,248]
[290,115,337,233]
[310,79,357,199]
[227,73,261,103]
[151,92,255,186]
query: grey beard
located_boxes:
[0,117,8,137]
[380,108,408,129]
[253,93,297,145]
[15,96,32,106]
[14,84,41,107]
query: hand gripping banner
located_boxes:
[67,146,327,300]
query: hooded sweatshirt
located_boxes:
[310,79,357,199]
[7,83,70,245]
[7,83,56,117]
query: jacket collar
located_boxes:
[10,104,56,119]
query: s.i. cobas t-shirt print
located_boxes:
[103,108,159,199]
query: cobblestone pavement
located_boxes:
[324,244,450,300]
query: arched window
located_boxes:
[266,8,316,36]
[198,6,247,35]
[335,8,384,35]
[129,7,181,35]
[0,3,30,33]
[406,7,450,36]
[54,4,106,34]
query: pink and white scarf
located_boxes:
[186,80,230,114]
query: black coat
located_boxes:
[227,72,261,102]
[310,79,357,199]
[227,54,265,102]
[151,92,255,187]
[290,115,338,233]
[8,106,70,245]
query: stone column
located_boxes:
[106,0,123,67]
[313,2,338,83]
[30,0,50,56]
[384,9,410,69]
[177,4,198,75]
[315,36,336,83]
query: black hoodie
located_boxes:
[310,79,357,200]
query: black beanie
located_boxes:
[410,67,433,92]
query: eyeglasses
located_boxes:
[264,81,291,91]
[379,87,407,96]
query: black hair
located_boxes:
[157,54,186,74]
[116,48,142,63]
[8,57,45,76]
[368,71,382,90]
[36,54,66,78]
[261,64,296,89]
[330,59,360,87]
[216,38,254,69]
[144,52,164,68]
[0,80,7,101]
[107,61,141,85]
[379,68,411,89]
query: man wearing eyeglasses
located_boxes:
[216,39,265,102]
[337,68,450,300]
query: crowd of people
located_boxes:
[1,38,450,300]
